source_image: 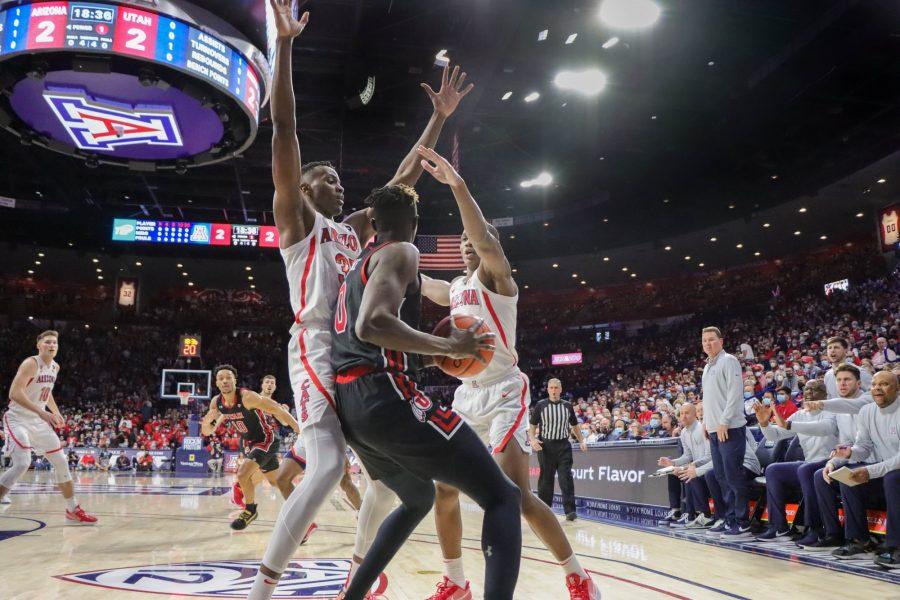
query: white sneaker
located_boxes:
[685,514,714,529]
[706,519,727,536]
[671,513,691,527]
[0,495,11,505]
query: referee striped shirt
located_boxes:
[530,399,577,441]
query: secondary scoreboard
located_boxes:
[112,218,279,248]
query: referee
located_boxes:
[529,378,587,521]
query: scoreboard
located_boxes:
[0,1,261,118]
[179,334,201,357]
[112,218,279,248]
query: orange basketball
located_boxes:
[432,314,495,378]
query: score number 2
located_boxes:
[35,20,56,44]
[125,27,146,51]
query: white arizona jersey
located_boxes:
[8,356,59,423]
[449,268,519,385]
[281,212,362,332]
[881,208,899,248]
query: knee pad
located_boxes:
[45,451,72,484]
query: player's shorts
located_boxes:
[3,410,62,456]
[288,327,337,428]
[246,443,280,473]
[284,437,307,468]
[452,370,531,455]
[336,368,476,482]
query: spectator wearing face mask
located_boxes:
[609,419,627,441]
[872,337,898,369]
[627,422,644,441]
[782,367,800,393]
[773,385,799,420]
[637,403,652,425]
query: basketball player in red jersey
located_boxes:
[0,330,96,522]
[252,3,473,596]
[417,146,601,599]
[201,366,300,530]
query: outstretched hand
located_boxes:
[269,0,309,39]
[417,145,463,187]
[422,63,475,118]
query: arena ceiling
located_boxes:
[2,0,900,289]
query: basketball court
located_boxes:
[0,471,894,599]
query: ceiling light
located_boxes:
[135,261,142,266]
[512,268,518,273]
[188,282,194,287]
[798,207,807,213]
[664,246,672,251]
[177,263,183,268]
[684,256,691,260]
[763,223,771,228]
[565,33,578,44]
[736,243,743,249]
[509,234,516,239]
[602,36,620,49]
[537,29,548,41]
[552,263,559,268]
[794,230,801,236]
[771,175,779,180]
[245,266,252,271]
[709,237,717,242]
[856,212,864,218]
[520,172,553,188]
[543,222,550,227]
[708,60,715,66]
[554,69,607,95]
[97,275,103,280]
[524,285,529,289]
[28,316,33,320]
[92,258,99,263]
[580,280,586,285]
[754,252,761,256]
[248,276,254,281]
[250,284,256,289]
[67,242,73,247]
[182,271,188,276]
[699,263,705,267]
[501,91,513,101]
[603,257,610,262]
[878,178,886,184]
[630,273,637,278]
[34,260,41,265]
[602,218,609,223]
[599,0,660,29]
[95,268,101,273]
[524,92,541,103]
[621,267,628,272]
[38,252,44,257]
[27,269,34,274]
[651,115,657,120]
[820,235,827,240]
[728,204,735,209]
[571,273,578,278]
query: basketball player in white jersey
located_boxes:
[417,147,600,599]
[252,3,473,596]
[0,330,96,522]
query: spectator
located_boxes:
[115,452,132,471]
[872,337,898,369]
[773,386,799,421]
[97,450,111,472]
[208,441,224,475]
[67,449,78,470]
[79,453,97,471]
[657,413,677,439]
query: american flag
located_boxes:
[416,235,464,270]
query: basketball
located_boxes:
[432,314,495,378]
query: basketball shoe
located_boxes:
[566,573,601,599]
[230,505,258,530]
[65,505,98,523]
[426,576,472,600]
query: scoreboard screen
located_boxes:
[0,1,260,117]
[179,334,201,357]
[112,218,279,248]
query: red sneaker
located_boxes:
[426,576,472,600]
[301,522,318,545]
[65,505,98,523]
[565,573,601,599]
[231,482,245,508]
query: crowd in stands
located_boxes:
[0,243,896,461]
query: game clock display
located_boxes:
[112,218,279,249]
[0,1,260,117]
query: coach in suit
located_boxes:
[700,326,753,539]
[529,378,587,521]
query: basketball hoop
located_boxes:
[178,390,191,406]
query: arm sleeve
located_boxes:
[529,403,542,427]
[789,415,838,437]
[693,440,712,469]
[849,414,874,465]
[821,396,870,415]
[568,404,578,427]
[672,432,693,466]
[760,423,795,443]
[720,356,744,423]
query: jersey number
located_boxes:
[39,388,51,403]
[232,420,248,434]
[334,282,348,334]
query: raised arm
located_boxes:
[344,63,474,244]
[356,244,493,359]
[243,391,300,433]
[421,274,452,306]
[417,146,515,294]
[269,0,314,249]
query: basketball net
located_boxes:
[178,390,191,406]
